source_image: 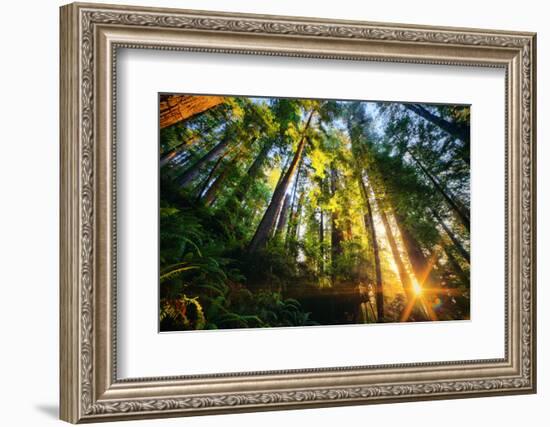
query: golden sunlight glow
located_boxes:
[412,280,423,295]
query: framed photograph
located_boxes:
[60,2,536,423]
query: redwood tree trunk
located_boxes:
[404,103,469,143]
[160,95,224,129]
[176,136,231,188]
[160,135,202,168]
[248,111,314,252]
[275,193,292,236]
[368,163,429,321]
[202,143,248,206]
[289,154,305,214]
[195,149,230,200]
[202,167,230,206]
[233,139,271,204]
[330,168,344,263]
[358,175,384,322]
[431,209,470,262]
[408,150,470,231]
[379,209,413,299]
[160,145,183,169]
[395,214,432,288]
[319,209,325,274]
[287,191,305,243]
[443,245,469,284]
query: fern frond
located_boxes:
[160,263,198,283]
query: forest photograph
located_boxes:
[159,93,470,332]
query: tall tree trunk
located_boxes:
[330,213,344,259]
[195,148,231,200]
[319,208,325,274]
[267,154,293,234]
[330,168,344,265]
[160,95,224,129]
[248,111,314,252]
[394,218,439,321]
[202,142,249,206]
[379,209,413,299]
[286,156,306,244]
[344,219,353,241]
[383,208,430,322]
[275,193,292,236]
[395,214,432,288]
[358,175,384,322]
[408,150,470,231]
[268,152,293,230]
[365,162,430,322]
[202,167,230,206]
[289,154,306,214]
[431,209,470,262]
[287,191,305,243]
[275,152,298,239]
[404,103,469,143]
[160,135,201,168]
[443,245,469,284]
[176,135,231,188]
[233,139,271,204]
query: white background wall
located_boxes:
[0,0,545,425]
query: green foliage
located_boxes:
[160,295,206,331]
[159,183,316,331]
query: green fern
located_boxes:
[159,263,198,283]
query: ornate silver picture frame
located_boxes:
[60,2,536,423]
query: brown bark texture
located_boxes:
[248,111,314,252]
[160,95,224,129]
